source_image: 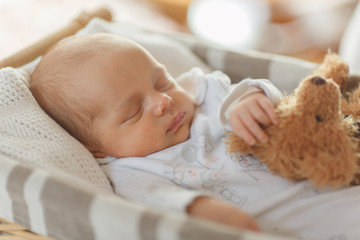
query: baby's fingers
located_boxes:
[232,112,268,145]
[242,113,269,144]
[257,97,278,125]
[231,115,256,145]
[249,104,272,126]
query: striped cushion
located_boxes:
[0,154,292,240]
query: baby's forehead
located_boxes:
[68,34,141,52]
[47,35,136,67]
[49,34,159,85]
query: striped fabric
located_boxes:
[167,32,360,93]
[166,33,318,93]
[3,18,359,240]
[0,154,295,240]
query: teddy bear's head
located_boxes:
[293,75,341,125]
[227,54,359,188]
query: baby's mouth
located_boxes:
[167,112,186,133]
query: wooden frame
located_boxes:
[0,217,54,240]
[0,7,112,69]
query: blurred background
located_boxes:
[0,0,359,64]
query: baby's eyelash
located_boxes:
[160,80,169,88]
[126,106,143,122]
[158,77,173,90]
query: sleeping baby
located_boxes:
[29,33,283,233]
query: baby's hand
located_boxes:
[187,196,260,232]
[229,92,278,145]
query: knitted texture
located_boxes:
[0,67,112,191]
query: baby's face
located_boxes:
[82,38,195,158]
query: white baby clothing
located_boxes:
[97,68,360,240]
[97,67,283,211]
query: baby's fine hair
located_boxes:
[30,33,146,149]
[29,36,101,148]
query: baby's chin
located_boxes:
[132,134,190,157]
[114,126,192,158]
[168,125,191,147]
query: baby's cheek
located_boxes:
[137,128,167,153]
[175,122,192,144]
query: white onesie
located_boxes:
[97,68,360,240]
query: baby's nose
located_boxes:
[152,93,173,116]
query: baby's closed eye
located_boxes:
[157,73,174,91]
[124,105,143,123]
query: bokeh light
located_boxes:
[187,0,270,49]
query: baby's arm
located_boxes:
[187,196,260,231]
[219,78,283,145]
[230,91,278,145]
[105,164,260,232]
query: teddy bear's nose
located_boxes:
[311,76,326,85]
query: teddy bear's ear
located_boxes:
[311,76,326,85]
[312,52,349,90]
[344,75,360,93]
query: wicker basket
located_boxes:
[0,218,53,240]
[0,7,113,240]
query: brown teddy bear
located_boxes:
[311,52,360,125]
[226,53,360,189]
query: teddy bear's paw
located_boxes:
[304,155,357,189]
[350,172,360,186]
[349,164,360,186]
[269,159,303,181]
[342,87,360,116]
[225,132,252,154]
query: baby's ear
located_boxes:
[84,144,107,158]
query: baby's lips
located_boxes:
[167,112,186,133]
